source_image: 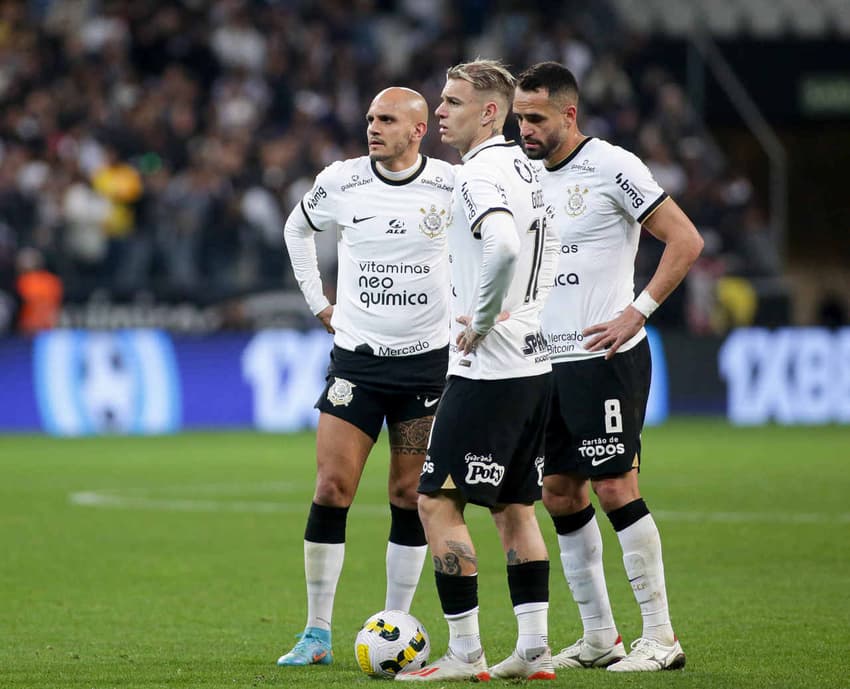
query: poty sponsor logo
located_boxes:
[463,452,505,486]
[535,456,544,486]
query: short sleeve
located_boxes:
[608,149,668,224]
[299,162,343,232]
[457,167,513,239]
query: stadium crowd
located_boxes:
[0,0,778,333]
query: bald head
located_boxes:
[371,87,429,122]
[366,86,429,170]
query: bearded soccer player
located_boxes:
[277,87,455,667]
[513,61,703,673]
[396,60,559,683]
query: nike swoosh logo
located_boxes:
[352,215,376,224]
[424,397,440,408]
[591,454,617,466]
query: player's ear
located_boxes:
[563,102,577,126]
[481,100,498,126]
[412,121,427,141]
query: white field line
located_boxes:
[68,487,850,524]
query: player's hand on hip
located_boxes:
[455,315,484,354]
[582,307,645,360]
[316,305,335,334]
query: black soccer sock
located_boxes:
[506,560,550,607]
[304,501,349,543]
[606,498,650,532]
[434,571,478,615]
[388,503,427,547]
[551,503,596,535]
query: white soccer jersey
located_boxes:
[448,136,558,380]
[300,155,455,355]
[540,137,668,363]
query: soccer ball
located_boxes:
[354,609,430,678]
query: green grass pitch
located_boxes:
[2,419,849,688]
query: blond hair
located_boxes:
[446,59,516,107]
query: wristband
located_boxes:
[632,290,659,319]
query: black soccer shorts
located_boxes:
[544,337,651,478]
[418,372,551,507]
[315,344,447,442]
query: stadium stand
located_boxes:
[0,0,814,333]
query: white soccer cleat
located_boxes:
[489,646,555,680]
[606,637,686,672]
[395,647,491,682]
[552,636,626,669]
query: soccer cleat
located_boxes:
[606,637,686,672]
[552,636,626,669]
[395,647,491,682]
[489,646,555,680]
[276,627,333,666]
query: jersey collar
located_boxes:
[370,155,428,186]
[462,135,518,162]
[546,136,594,172]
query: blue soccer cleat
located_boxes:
[276,627,333,666]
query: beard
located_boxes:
[522,132,559,160]
[368,139,408,163]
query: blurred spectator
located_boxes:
[0,0,770,333]
[90,142,144,289]
[14,246,62,334]
[731,202,782,278]
[61,162,110,286]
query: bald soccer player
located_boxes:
[277,87,457,667]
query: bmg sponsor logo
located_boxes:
[305,185,327,210]
[614,172,645,210]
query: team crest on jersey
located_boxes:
[419,205,449,239]
[565,185,589,217]
[327,377,355,406]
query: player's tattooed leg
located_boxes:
[389,416,433,456]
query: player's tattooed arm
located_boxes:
[432,540,478,575]
[389,416,433,455]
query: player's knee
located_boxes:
[388,482,419,510]
[313,473,356,507]
[591,475,637,512]
[542,481,586,515]
[542,489,577,515]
